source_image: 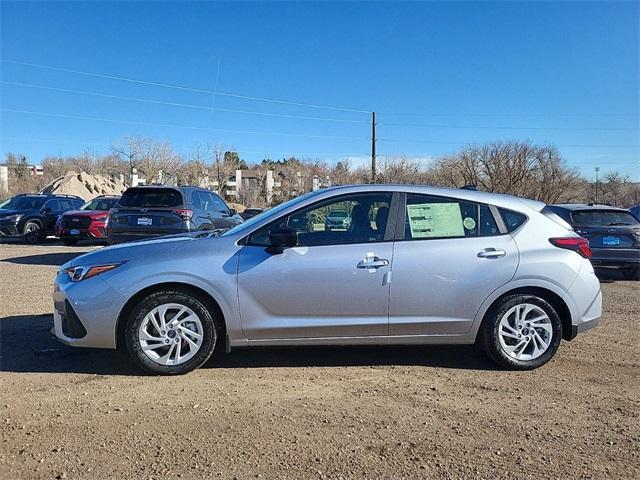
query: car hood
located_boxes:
[62,234,201,269]
[0,209,33,218]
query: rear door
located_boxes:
[389,193,519,335]
[42,199,62,232]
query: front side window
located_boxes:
[248,193,392,247]
[209,193,229,214]
[403,194,499,240]
[43,199,60,212]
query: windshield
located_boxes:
[118,188,183,208]
[0,196,46,210]
[572,210,640,227]
[222,190,324,237]
[81,197,119,211]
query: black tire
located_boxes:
[124,290,220,375]
[477,294,562,370]
[23,221,43,245]
[61,238,79,246]
[621,266,640,280]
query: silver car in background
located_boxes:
[53,185,602,375]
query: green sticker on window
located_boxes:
[407,203,465,238]
[463,217,476,230]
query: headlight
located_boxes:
[2,214,21,222]
[66,263,124,282]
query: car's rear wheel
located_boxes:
[61,238,79,246]
[478,294,562,370]
[621,266,639,280]
[23,221,43,244]
[124,290,219,375]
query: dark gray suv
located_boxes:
[107,186,242,244]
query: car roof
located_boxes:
[552,203,630,212]
[312,184,546,212]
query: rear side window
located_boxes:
[118,188,183,208]
[499,208,528,232]
[404,194,500,240]
[571,210,639,227]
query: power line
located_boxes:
[379,121,638,132]
[378,138,639,148]
[3,59,371,114]
[378,111,637,118]
[1,80,369,124]
[1,108,369,140]
[0,135,367,158]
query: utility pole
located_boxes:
[371,111,377,183]
[595,167,600,204]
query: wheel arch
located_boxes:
[477,286,574,341]
[22,216,43,231]
[115,282,227,349]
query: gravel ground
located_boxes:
[0,241,638,479]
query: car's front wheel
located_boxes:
[23,221,43,244]
[478,294,562,370]
[124,290,219,375]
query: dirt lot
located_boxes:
[0,241,638,480]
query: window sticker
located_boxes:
[407,203,465,238]
[463,216,477,230]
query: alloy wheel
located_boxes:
[138,303,204,366]
[498,303,553,361]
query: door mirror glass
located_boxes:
[268,227,297,252]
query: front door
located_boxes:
[389,193,519,335]
[238,192,395,340]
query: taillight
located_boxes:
[549,237,592,258]
[173,209,193,220]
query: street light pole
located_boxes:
[595,167,600,204]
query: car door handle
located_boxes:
[477,248,506,259]
[357,258,389,269]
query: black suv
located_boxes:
[107,185,243,244]
[548,204,640,279]
[0,193,85,244]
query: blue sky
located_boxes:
[1,1,638,180]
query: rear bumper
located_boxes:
[569,315,601,340]
[590,247,640,267]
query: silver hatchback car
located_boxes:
[53,185,602,375]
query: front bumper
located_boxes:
[0,220,21,237]
[52,271,126,349]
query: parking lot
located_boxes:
[0,241,638,480]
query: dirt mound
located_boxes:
[39,171,127,200]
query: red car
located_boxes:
[55,195,120,245]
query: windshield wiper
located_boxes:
[607,222,630,226]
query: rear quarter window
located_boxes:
[499,208,528,232]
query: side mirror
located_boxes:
[228,208,236,216]
[268,227,297,253]
[42,207,52,213]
